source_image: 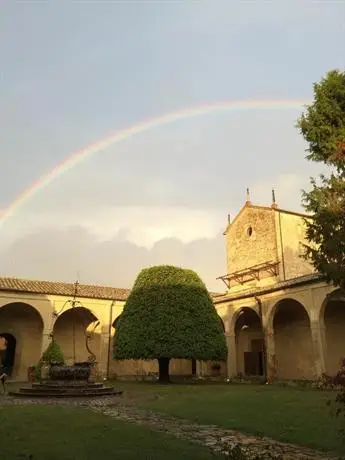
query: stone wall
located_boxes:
[277,211,315,280]
[1,273,345,383]
[226,205,278,275]
[0,302,44,380]
[324,299,345,374]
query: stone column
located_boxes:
[265,328,277,382]
[310,320,326,378]
[196,360,202,377]
[40,308,55,357]
[226,332,237,378]
[98,325,111,379]
[40,329,53,356]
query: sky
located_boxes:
[0,1,344,291]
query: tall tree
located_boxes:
[297,69,345,288]
[113,265,227,382]
[298,70,345,170]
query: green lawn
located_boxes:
[112,381,345,455]
[0,405,222,460]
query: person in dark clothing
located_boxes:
[0,367,7,393]
[0,335,9,393]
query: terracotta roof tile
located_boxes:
[0,277,130,301]
[0,277,223,302]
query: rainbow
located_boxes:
[0,98,308,230]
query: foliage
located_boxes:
[113,265,227,365]
[40,341,65,365]
[297,69,345,171]
[297,70,345,288]
[324,365,345,422]
[36,341,65,380]
[312,365,345,391]
[301,173,345,289]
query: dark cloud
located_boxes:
[0,226,226,292]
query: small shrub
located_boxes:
[36,341,65,380]
[313,369,345,391]
[41,341,65,365]
[325,363,345,438]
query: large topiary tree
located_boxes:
[113,265,227,382]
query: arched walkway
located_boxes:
[0,333,16,375]
[0,302,44,380]
[218,315,225,333]
[273,299,313,380]
[322,291,345,375]
[234,308,264,376]
[53,307,100,364]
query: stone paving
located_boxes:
[0,394,343,460]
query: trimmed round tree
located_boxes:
[113,265,227,382]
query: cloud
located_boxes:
[250,173,306,211]
[0,113,320,290]
[0,171,312,292]
[0,225,226,292]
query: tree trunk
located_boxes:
[158,358,170,383]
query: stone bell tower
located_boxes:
[218,189,314,293]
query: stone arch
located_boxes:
[218,314,226,332]
[53,307,100,364]
[0,333,16,374]
[321,289,345,375]
[272,298,313,380]
[0,302,44,380]
[112,314,122,330]
[110,314,123,363]
[234,307,264,377]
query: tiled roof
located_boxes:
[0,277,130,301]
[213,273,324,304]
[0,277,224,302]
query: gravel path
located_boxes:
[0,394,343,460]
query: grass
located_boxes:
[3,381,344,456]
[111,381,345,455]
[0,405,222,460]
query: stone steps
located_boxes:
[9,383,123,398]
[31,382,103,389]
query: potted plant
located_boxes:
[36,341,65,381]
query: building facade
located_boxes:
[215,199,344,381]
[0,199,344,381]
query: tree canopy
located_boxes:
[113,265,227,381]
[297,69,345,171]
[297,69,345,289]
